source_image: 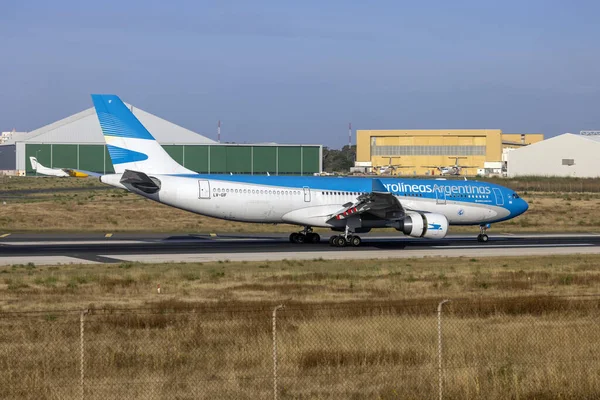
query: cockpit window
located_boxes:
[513,193,520,199]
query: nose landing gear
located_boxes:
[477,224,490,243]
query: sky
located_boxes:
[1,0,599,148]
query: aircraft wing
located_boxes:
[328,180,405,222]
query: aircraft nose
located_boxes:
[518,198,529,215]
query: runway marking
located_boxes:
[0,233,10,238]
[105,233,113,238]
[210,233,217,237]
[72,255,125,264]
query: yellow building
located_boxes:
[355,129,543,176]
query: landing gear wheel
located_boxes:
[350,235,362,247]
[295,233,306,244]
[289,233,298,243]
[306,233,320,244]
[477,234,489,243]
[330,236,346,247]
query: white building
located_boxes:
[0,130,27,144]
[508,133,600,178]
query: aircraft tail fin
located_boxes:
[29,157,38,170]
[91,94,194,175]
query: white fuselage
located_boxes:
[113,175,509,229]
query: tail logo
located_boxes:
[106,145,149,164]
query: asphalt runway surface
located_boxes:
[2,232,600,265]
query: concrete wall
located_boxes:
[508,134,600,177]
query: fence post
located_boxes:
[272,305,284,400]
[437,300,450,400]
[80,310,88,400]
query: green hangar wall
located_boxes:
[24,144,322,176]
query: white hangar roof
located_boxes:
[9,104,216,145]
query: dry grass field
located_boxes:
[2,176,600,233]
[1,255,600,398]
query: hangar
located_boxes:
[355,129,543,176]
[2,104,322,176]
[508,133,600,178]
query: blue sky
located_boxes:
[1,0,599,147]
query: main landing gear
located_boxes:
[329,234,361,247]
[289,227,320,244]
[477,224,490,243]
[329,225,361,247]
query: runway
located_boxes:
[2,232,600,266]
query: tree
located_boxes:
[323,145,356,172]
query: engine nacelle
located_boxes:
[396,213,448,239]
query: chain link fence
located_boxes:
[1,297,599,399]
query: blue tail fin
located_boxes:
[91,94,194,175]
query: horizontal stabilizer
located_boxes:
[120,170,161,194]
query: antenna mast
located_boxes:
[348,122,352,148]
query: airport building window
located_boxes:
[371,145,486,157]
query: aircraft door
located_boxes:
[303,186,311,202]
[436,188,446,205]
[492,188,504,206]
[198,180,211,199]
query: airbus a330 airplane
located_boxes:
[92,94,528,248]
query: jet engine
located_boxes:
[396,213,448,239]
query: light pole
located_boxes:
[35,150,42,176]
